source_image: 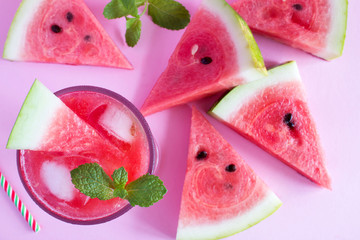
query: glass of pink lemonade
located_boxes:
[17,86,158,224]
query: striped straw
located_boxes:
[0,171,41,233]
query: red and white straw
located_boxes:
[0,171,41,233]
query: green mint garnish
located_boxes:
[103,0,190,47]
[111,167,128,188]
[147,0,190,30]
[70,163,115,200]
[135,0,146,7]
[114,188,128,199]
[70,163,167,207]
[103,0,138,19]
[125,174,167,207]
[125,17,142,47]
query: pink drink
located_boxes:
[18,86,157,224]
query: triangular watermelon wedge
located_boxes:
[140,0,267,116]
[177,107,282,240]
[231,0,348,60]
[3,0,132,69]
[209,61,331,189]
[6,80,122,157]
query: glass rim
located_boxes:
[17,85,158,225]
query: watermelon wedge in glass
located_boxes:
[7,80,157,223]
[140,0,267,116]
[209,61,331,189]
[3,0,132,69]
[6,80,121,154]
[177,106,282,240]
[231,0,348,60]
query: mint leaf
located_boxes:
[71,163,115,200]
[135,0,146,7]
[126,17,142,47]
[114,188,128,199]
[125,174,167,207]
[103,0,138,19]
[148,0,190,30]
[122,0,136,9]
[111,167,128,188]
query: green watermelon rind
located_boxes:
[6,79,63,150]
[176,190,282,240]
[318,0,348,60]
[209,61,301,121]
[202,0,267,82]
[3,0,45,60]
[235,14,266,76]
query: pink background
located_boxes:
[0,0,359,239]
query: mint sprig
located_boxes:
[147,0,190,30]
[103,0,190,47]
[70,163,167,207]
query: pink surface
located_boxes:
[0,0,359,239]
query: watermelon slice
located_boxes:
[231,0,348,60]
[6,79,123,158]
[209,61,331,189]
[3,0,132,69]
[140,0,267,116]
[177,107,282,240]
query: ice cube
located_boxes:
[98,105,134,143]
[40,161,75,201]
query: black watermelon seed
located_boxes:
[196,151,208,160]
[292,4,303,11]
[84,35,91,41]
[287,121,296,129]
[51,24,62,33]
[66,12,74,22]
[200,57,212,65]
[283,113,295,129]
[225,164,236,172]
[283,113,293,123]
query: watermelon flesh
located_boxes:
[231,0,348,60]
[210,61,331,189]
[3,0,132,69]
[140,0,267,116]
[177,107,282,240]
